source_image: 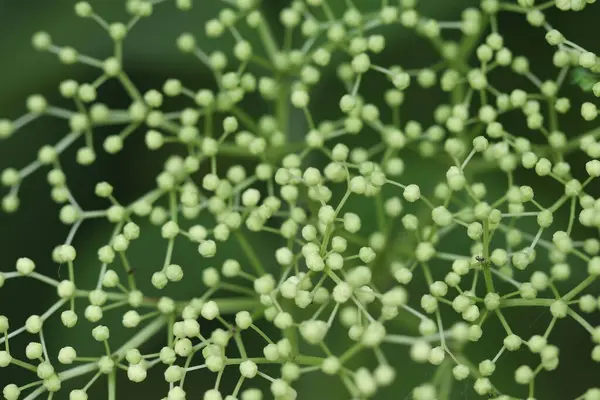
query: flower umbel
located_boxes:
[1,0,600,399]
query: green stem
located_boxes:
[256,17,279,62]
[481,220,496,293]
[540,124,600,156]
[277,77,290,136]
[117,72,142,101]
[11,358,37,373]
[563,275,596,301]
[235,231,266,275]
[73,290,259,314]
[501,298,554,307]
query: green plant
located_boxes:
[1,0,600,399]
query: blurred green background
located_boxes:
[1,0,600,399]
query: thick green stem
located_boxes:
[234,231,266,275]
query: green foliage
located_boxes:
[572,67,600,92]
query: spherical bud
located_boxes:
[108,22,127,40]
[58,47,79,64]
[392,71,410,90]
[332,282,353,303]
[235,311,253,330]
[101,57,121,76]
[0,316,9,335]
[159,347,177,365]
[127,363,147,382]
[201,301,219,320]
[403,184,421,202]
[582,102,598,121]
[25,342,43,360]
[515,365,533,384]
[431,206,453,227]
[16,257,35,275]
[163,365,183,383]
[25,315,43,333]
[32,31,52,50]
[504,334,522,351]
[512,251,530,270]
[588,257,600,276]
[428,346,445,365]
[483,292,500,310]
[0,169,19,189]
[162,264,183,282]
[69,390,88,400]
[359,247,376,263]
[537,209,554,227]
[177,33,196,52]
[473,378,492,396]
[51,347,74,368]
[239,360,258,378]
[291,90,309,108]
[0,350,11,367]
[3,384,21,400]
[253,274,275,294]
[198,240,217,258]
[550,300,569,318]
[37,361,54,379]
[57,280,76,298]
[350,53,371,74]
[61,310,78,328]
[161,221,179,239]
[416,242,435,262]
[122,310,141,328]
[580,52,598,69]
[586,160,600,178]
[92,325,110,341]
[453,364,470,380]
[0,119,14,139]
[206,355,224,372]
[103,135,123,154]
[84,305,103,322]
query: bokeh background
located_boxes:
[1,0,599,399]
